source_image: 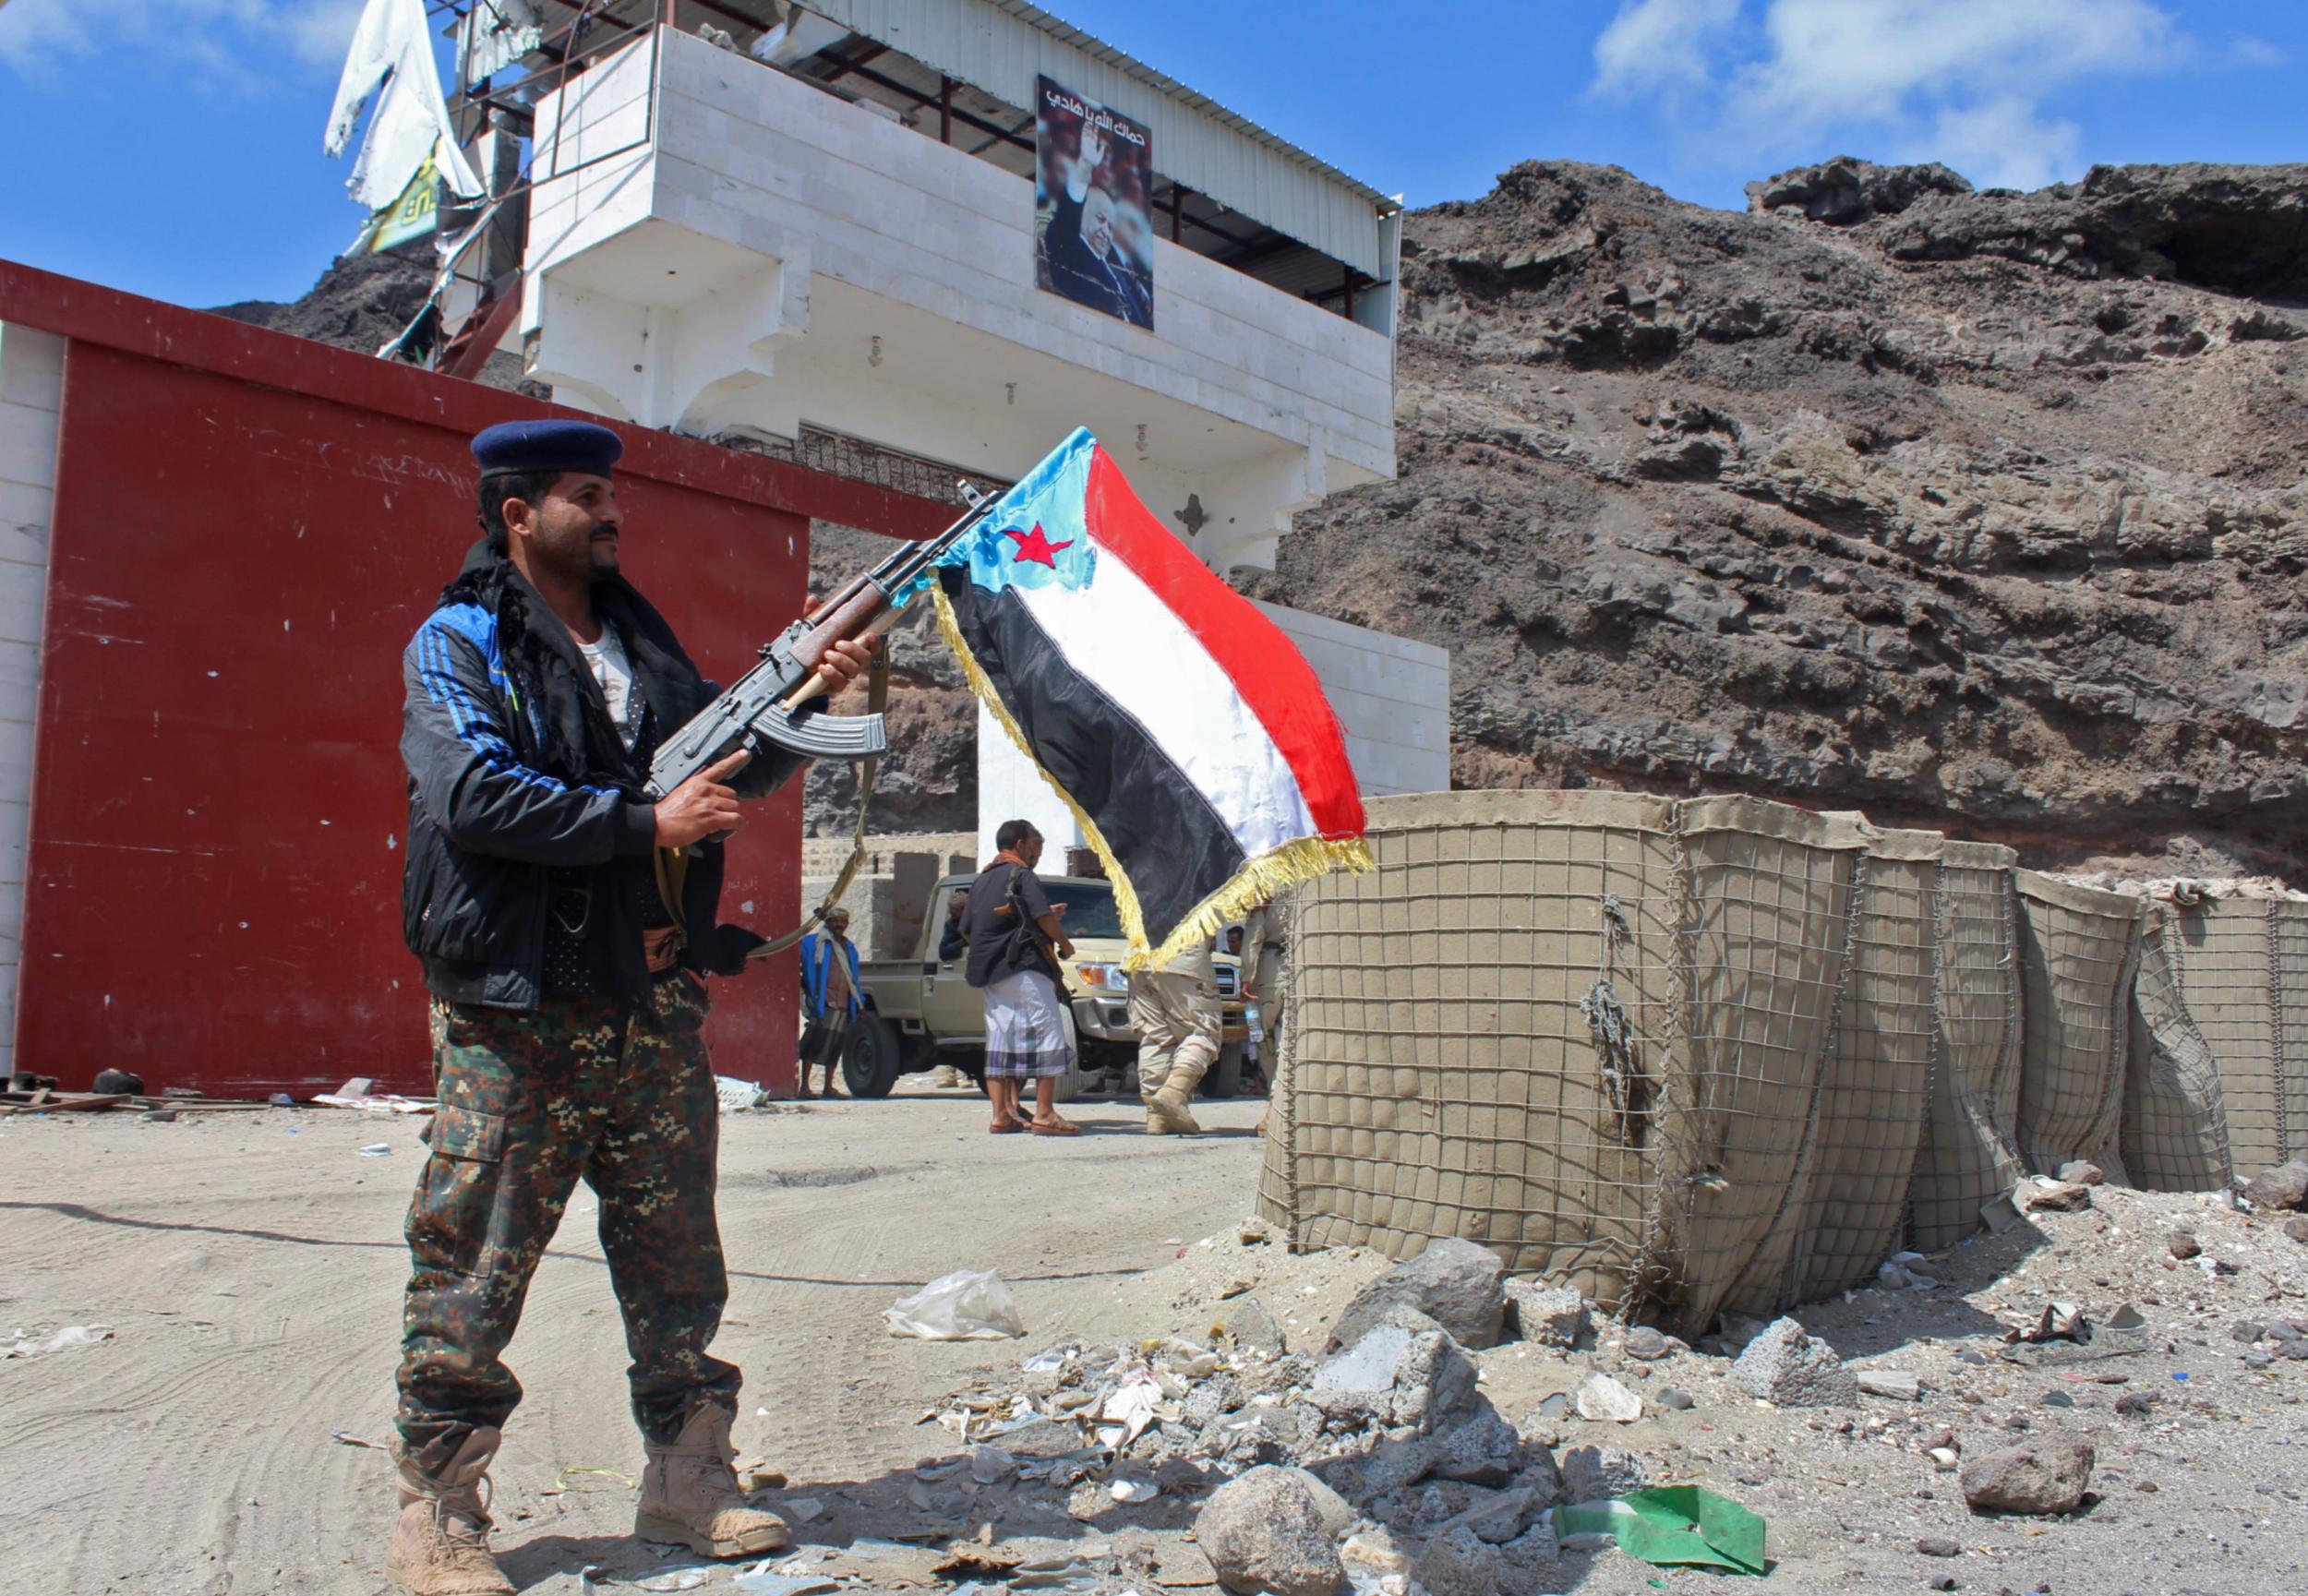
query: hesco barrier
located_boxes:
[2164,896,2308,1170]
[1781,824,1942,1307]
[2122,908,2232,1191]
[1259,789,2302,1325]
[1662,798,1867,1331]
[1910,841,2026,1252]
[1271,791,1683,1314]
[2013,871,2146,1182]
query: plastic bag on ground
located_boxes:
[883,1269,1027,1340]
[1554,1485,1767,1575]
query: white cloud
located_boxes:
[1590,0,2235,192]
[1915,97,2082,193]
[0,0,367,79]
[1593,0,1743,98]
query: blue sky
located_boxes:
[0,0,2298,310]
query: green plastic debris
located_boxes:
[1555,1485,1768,1576]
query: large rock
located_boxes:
[2243,1161,2308,1212]
[1306,1307,1477,1434]
[1412,1522,1565,1596]
[1427,1403,1526,1485]
[1194,1467,1349,1596]
[1558,1445,1649,1502]
[1731,1317,1858,1406]
[1961,1438,2097,1516]
[1503,1280,1589,1349]
[1328,1238,1507,1351]
[1747,155,1973,223]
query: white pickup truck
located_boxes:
[844,870,1248,1100]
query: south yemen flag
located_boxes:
[928,428,1372,969]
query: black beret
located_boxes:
[471,419,624,477]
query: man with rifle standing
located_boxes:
[388,420,877,1595]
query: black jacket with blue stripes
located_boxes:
[400,540,796,1010]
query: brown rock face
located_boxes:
[1238,160,2308,876]
[801,522,978,837]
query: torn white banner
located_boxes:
[459,0,544,85]
[325,0,484,211]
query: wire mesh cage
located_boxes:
[2165,896,2308,1171]
[2013,871,2146,1181]
[2122,906,2232,1191]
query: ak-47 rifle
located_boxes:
[644,486,996,801]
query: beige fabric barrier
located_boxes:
[1783,825,1942,1305]
[1271,790,1682,1311]
[2013,870,2145,1181]
[2121,906,2232,1190]
[1663,798,1867,1332]
[1910,842,2026,1251]
[2164,896,2308,1171]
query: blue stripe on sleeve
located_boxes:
[411,606,619,799]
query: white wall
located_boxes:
[1256,601,1451,798]
[977,599,1450,859]
[0,325,62,1078]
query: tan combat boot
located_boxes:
[634,1405,792,1557]
[1145,1074,1203,1135]
[385,1428,515,1596]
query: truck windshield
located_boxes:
[1047,881,1124,940]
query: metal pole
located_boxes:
[1170,183,1184,244]
[939,75,953,145]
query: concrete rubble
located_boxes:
[778,1172,2308,1596]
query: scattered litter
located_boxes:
[1110,1477,1159,1504]
[314,1093,434,1116]
[268,1093,296,1106]
[1100,1369,1163,1445]
[4,1325,114,1358]
[780,1496,824,1522]
[716,1075,768,1113]
[1007,1554,1100,1590]
[633,1569,713,1592]
[733,1570,839,1596]
[932,1547,1023,1579]
[357,1142,393,1158]
[884,1269,1026,1340]
[1554,1485,1767,1576]
[330,1430,389,1451]
[553,1464,637,1494]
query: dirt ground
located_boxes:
[4,1090,2304,1596]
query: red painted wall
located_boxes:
[2,262,946,1098]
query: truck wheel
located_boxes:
[1200,1041,1244,1100]
[842,1016,903,1098]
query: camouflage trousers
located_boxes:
[395,977,739,1474]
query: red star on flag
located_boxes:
[1005,522,1075,568]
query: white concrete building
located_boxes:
[499,4,1446,855]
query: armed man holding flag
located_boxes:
[387,419,876,1596]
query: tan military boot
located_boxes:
[1145,1075,1203,1135]
[634,1405,792,1557]
[385,1428,515,1596]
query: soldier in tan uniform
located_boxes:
[1128,937,1220,1134]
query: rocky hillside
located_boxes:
[1240,159,2308,877]
[222,162,2308,872]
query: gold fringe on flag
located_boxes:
[931,584,1373,972]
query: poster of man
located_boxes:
[1034,76,1155,330]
